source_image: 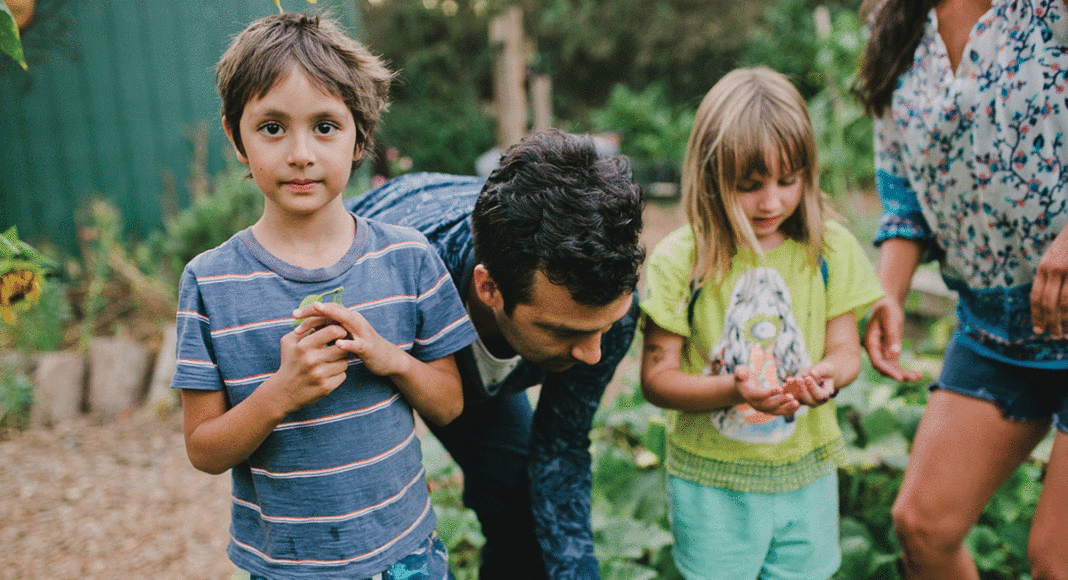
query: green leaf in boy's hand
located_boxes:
[291,286,345,326]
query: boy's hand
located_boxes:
[783,364,836,407]
[734,345,799,416]
[293,302,409,377]
[271,320,351,414]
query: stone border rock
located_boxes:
[2,324,179,429]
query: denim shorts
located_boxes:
[935,339,1068,434]
[249,531,448,580]
[668,474,841,580]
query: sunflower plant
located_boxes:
[0,227,53,325]
[0,2,27,70]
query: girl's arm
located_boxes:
[785,311,864,406]
[821,311,864,389]
[298,301,463,426]
[640,318,799,415]
[863,237,924,381]
[182,322,352,474]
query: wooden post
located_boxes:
[490,6,527,149]
[530,73,552,132]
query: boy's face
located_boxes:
[225,67,361,220]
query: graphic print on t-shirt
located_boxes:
[705,267,810,444]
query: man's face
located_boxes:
[489,270,633,373]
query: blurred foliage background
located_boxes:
[363,0,873,197]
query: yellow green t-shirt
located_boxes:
[641,221,883,493]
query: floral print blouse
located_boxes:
[874,0,1068,366]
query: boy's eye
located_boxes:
[315,122,339,135]
[258,122,283,136]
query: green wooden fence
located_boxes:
[0,0,365,254]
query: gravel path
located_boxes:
[0,410,240,580]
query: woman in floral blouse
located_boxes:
[855,0,1068,578]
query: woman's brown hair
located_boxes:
[853,0,939,118]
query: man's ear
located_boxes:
[352,143,364,163]
[472,264,504,310]
[222,116,249,165]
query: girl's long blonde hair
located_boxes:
[683,66,833,288]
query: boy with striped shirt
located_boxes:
[171,13,477,580]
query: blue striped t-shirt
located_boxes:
[171,214,478,579]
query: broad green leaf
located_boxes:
[868,553,903,580]
[838,534,874,579]
[291,286,345,325]
[839,516,873,542]
[432,502,484,550]
[0,3,26,71]
[0,228,20,257]
[997,520,1031,560]
[602,560,657,580]
[594,517,673,560]
[644,417,666,463]
[862,431,911,470]
[986,490,1023,523]
[890,403,926,442]
[860,408,901,443]
[1030,431,1055,463]
[966,525,1008,571]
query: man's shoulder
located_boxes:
[347,172,485,230]
[357,214,432,246]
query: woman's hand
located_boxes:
[864,295,923,381]
[1031,225,1068,339]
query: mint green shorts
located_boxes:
[668,474,840,580]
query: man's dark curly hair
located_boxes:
[472,130,645,313]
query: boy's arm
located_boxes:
[295,301,463,426]
[182,321,352,474]
[640,318,799,415]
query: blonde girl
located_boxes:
[639,67,883,580]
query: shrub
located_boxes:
[147,164,263,286]
[0,363,33,432]
[589,83,693,185]
[378,97,495,177]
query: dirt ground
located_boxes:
[0,201,688,580]
[0,410,240,580]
